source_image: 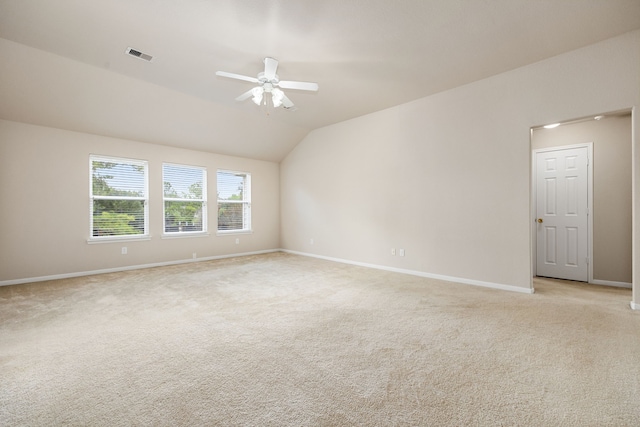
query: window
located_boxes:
[163,163,207,234]
[217,170,251,232]
[90,155,148,239]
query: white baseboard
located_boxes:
[282,249,534,294]
[590,279,632,289]
[631,301,640,311]
[0,249,280,287]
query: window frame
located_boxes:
[162,162,208,237]
[89,154,149,242]
[216,169,252,234]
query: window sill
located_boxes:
[162,232,210,239]
[216,229,253,236]
[87,235,152,244]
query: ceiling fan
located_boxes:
[216,57,318,110]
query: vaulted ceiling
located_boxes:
[1,0,639,162]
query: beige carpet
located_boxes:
[1,252,639,426]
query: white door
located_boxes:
[535,146,589,282]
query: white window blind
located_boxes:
[163,163,207,234]
[90,155,149,238]
[217,170,251,232]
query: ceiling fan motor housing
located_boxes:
[258,73,278,92]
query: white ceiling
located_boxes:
[1,0,639,162]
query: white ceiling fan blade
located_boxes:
[280,92,295,109]
[263,57,278,80]
[277,80,319,91]
[235,88,255,101]
[215,71,259,84]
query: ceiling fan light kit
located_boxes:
[251,87,264,105]
[216,57,318,110]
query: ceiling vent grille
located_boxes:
[125,47,153,62]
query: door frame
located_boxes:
[531,142,594,283]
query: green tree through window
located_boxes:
[90,156,148,238]
[163,163,207,233]
[217,170,251,231]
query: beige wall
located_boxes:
[532,115,632,283]
[0,120,280,283]
[280,30,640,292]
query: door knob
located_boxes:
[537,218,543,223]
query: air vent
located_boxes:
[125,47,153,62]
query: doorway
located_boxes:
[531,112,633,288]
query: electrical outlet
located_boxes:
[235,238,240,244]
[399,249,405,257]
[121,247,127,255]
[310,238,314,245]
[391,248,396,256]
[192,252,197,259]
